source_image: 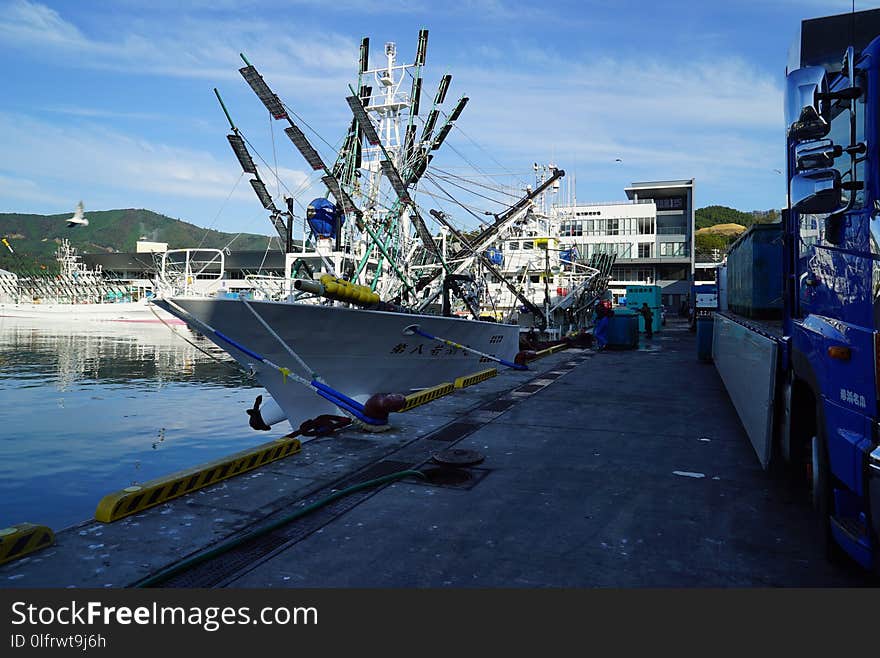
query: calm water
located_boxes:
[0,317,266,531]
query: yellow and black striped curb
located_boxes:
[454,368,498,389]
[0,523,55,566]
[400,382,455,412]
[532,343,570,360]
[95,437,302,523]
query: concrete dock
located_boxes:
[0,320,868,587]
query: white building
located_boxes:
[552,179,695,310]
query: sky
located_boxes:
[0,0,872,238]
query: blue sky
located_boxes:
[0,0,870,238]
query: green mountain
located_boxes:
[693,206,780,260]
[0,209,276,274]
[695,205,780,230]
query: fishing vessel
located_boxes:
[479,194,616,339]
[0,240,229,324]
[155,32,536,431]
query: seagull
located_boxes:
[773,168,782,174]
[66,201,88,227]
[615,158,623,163]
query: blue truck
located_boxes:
[712,8,880,571]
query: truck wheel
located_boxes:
[811,433,846,564]
[779,376,794,467]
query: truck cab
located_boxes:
[713,10,880,572]
[784,11,880,568]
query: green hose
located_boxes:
[133,469,425,588]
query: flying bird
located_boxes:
[615,158,623,163]
[66,201,88,228]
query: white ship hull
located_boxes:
[0,299,183,324]
[155,297,520,428]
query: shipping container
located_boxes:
[725,223,783,320]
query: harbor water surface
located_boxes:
[0,317,266,531]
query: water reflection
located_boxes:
[0,317,248,390]
[0,318,263,531]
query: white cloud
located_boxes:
[429,48,783,209]
[0,111,312,205]
[0,1,360,95]
[0,0,86,47]
[44,106,166,121]
[0,173,70,206]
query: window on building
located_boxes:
[522,241,534,250]
[655,197,685,211]
[659,242,686,256]
[606,218,619,236]
[638,243,651,258]
[638,217,654,234]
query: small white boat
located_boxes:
[0,242,227,325]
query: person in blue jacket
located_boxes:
[593,299,613,350]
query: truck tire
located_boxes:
[780,376,794,466]
[811,432,847,564]
[780,374,811,478]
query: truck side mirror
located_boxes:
[790,168,842,214]
[796,139,843,170]
[785,66,830,142]
[790,106,830,142]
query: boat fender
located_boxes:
[363,392,407,420]
[246,394,288,431]
[515,350,536,366]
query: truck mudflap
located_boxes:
[871,446,880,551]
[712,313,779,469]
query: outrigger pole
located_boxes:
[236,53,417,296]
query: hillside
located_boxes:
[0,209,276,274]
[693,206,778,261]
[695,223,747,237]
[695,205,779,230]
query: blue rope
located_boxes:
[314,389,386,425]
[204,322,386,424]
[214,329,265,362]
[410,326,527,371]
[311,380,365,410]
